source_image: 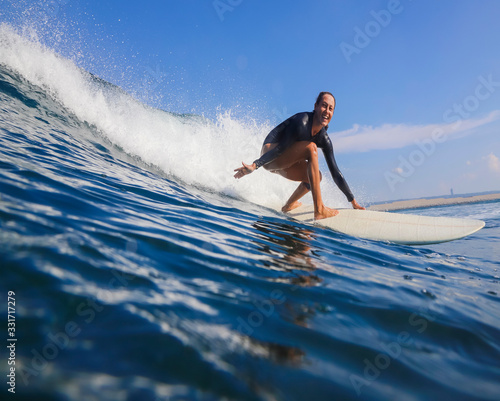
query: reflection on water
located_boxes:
[230,219,340,368]
[252,219,318,276]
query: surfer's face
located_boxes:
[314,94,335,127]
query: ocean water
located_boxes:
[1,24,500,401]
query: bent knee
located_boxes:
[306,142,318,151]
[305,142,319,160]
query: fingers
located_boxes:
[234,162,245,172]
[234,162,250,179]
[234,162,256,179]
[234,169,245,179]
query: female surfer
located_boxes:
[234,92,364,220]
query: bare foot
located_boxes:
[282,201,302,213]
[314,206,339,220]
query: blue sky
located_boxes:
[3,0,500,202]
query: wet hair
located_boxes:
[314,91,335,108]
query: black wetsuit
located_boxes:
[253,112,354,202]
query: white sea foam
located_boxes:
[0,24,348,209]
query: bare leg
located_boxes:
[282,182,310,212]
[263,142,338,219]
[304,143,338,220]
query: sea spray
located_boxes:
[0,23,348,209]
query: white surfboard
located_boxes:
[285,205,485,245]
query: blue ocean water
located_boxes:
[1,25,500,401]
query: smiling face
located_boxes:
[314,93,335,127]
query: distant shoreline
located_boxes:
[368,193,500,212]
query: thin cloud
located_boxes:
[331,110,500,153]
[485,153,500,173]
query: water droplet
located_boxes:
[318,304,334,313]
[421,289,437,299]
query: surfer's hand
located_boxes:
[351,199,365,210]
[234,162,256,179]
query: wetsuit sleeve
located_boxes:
[253,142,286,168]
[320,134,355,202]
[252,117,296,168]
